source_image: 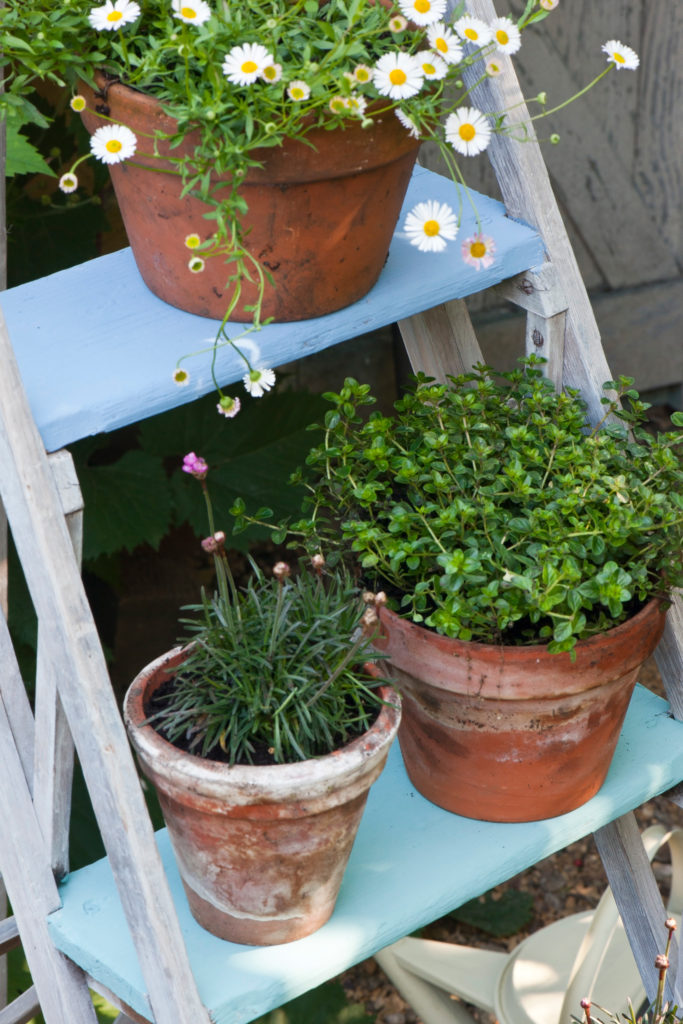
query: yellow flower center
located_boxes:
[459,123,476,141]
[613,51,625,63]
[423,62,436,75]
[389,68,408,85]
[414,0,431,11]
[355,68,370,81]
[435,37,448,53]
[263,66,277,80]
[106,10,123,20]
[105,139,123,153]
[470,241,487,258]
[496,29,509,44]
[423,220,440,237]
[464,27,478,40]
[180,5,196,16]
[241,60,258,74]
[291,88,304,98]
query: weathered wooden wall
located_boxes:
[423,0,683,399]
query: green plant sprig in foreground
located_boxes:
[147,452,385,765]
[235,357,683,655]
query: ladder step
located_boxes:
[0,916,21,956]
[0,987,41,1024]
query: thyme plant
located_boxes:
[238,358,683,654]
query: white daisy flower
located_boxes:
[462,233,496,270]
[395,108,420,139]
[491,16,521,55]
[222,43,274,86]
[184,233,201,249]
[404,200,458,252]
[217,395,241,417]
[540,0,559,10]
[171,0,211,25]
[243,368,276,398]
[70,95,86,112]
[261,62,283,83]
[346,95,368,116]
[287,80,311,101]
[397,0,447,27]
[602,40,640,71]
[173,368,190,386]
[89,123,137,164]
[373,52,424,101]
[58,172,79,193]
[454,15,492,47]
[415,50,448,80]
[486,58,503,77]
[188,256,205,273]
[353,64,373,84]
[445,107,492,156]
[426,23,463,65]
[389,15,408,32]
[329,95,348,114]
[88,0,140,30]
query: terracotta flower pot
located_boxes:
[374,599,667,823]
[123,647,401,945]
[79,76,421,322]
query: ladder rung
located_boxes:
[0,915,21,956]
[0,986,41,1024]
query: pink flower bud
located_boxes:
[655,954,670,970]
[182,452,208,479]
[201,531,225,553]
[311,553,325,574]
[666,917,677,933]
[273,562,291,581]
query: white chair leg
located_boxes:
[376,945,481,1024]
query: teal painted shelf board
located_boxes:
[0,166,545,452]
[49,684,681,1024]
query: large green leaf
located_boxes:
[5,119,55,176]
[74,447,172,560]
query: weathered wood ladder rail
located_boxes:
[1,1,682,1020]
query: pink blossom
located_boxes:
[182,452,209,479]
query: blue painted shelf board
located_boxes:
[0,165,545,452]
[49,684,682,1024]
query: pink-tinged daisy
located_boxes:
[173,367,190,386]
[491,16,521,55]
[426,22,463,65]
[261,62,283,83]
[243,367,276,398]
[70,95,86,112]
[485,58,503,77]
[388,14,408,32]
[222,43,274,85]
[188,256,205,272]
[415,50,448,80]
[602,40,640,71]
[395,108,420,139]
[454,15,492,47]
[171,0,211,25]
[539,0,558,10]
[88,0,140,30]
[462,233,496,270]
[89,124,137,164]
[373,52,424,100]
[287,80,311,101]
[217,395,241,418]
[58,172,79,194]
[397,0,447,27]
[445,107,492,156]
[404,200,458,252]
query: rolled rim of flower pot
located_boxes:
[124,646,401,806]
[374,595,668,700]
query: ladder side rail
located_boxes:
[0,986,41,1024]
[0,615,99,1023]
[0,310,210,1023]
[464,0,683,710]
[594,813,680,1005]
[33,450,84,879]
[398,297,485,380]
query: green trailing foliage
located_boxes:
[236,357,683,655]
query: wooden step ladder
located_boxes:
[0,1,682,1020]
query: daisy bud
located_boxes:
[361,607,379,633]
[537,91,547,104]
[580,999,591,1011]
[273,561,291,581]
[666,917,677,933]
[550,133,561,144]
[201,531,225,553]
[374,591,388,606]
[655,954,670,970]
[363,591,377,604]
[311,553,326,574]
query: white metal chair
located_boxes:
[376,825,683,1024]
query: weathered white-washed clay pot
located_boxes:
[124,647,400,945]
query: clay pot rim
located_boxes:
[378,594,668,660]
[123,646,401,803]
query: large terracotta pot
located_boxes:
[124,647,400,945]
[374,599,667,823]
[79,76,421,322]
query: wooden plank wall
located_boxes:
[422,0,683,398]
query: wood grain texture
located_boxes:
[594,814,680,1004]
[0,310,210,1023]
[0,986,41,1024]
[399,299,484,381]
